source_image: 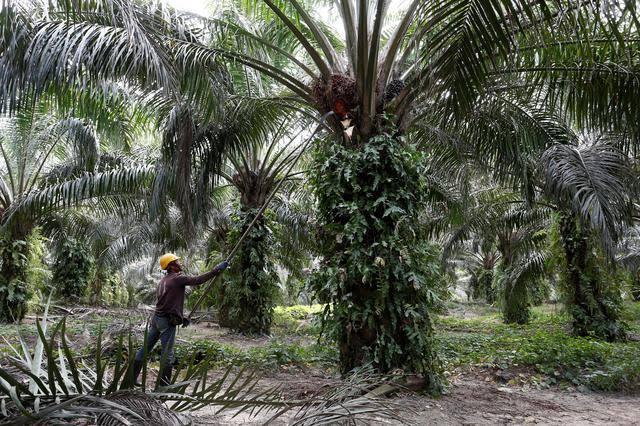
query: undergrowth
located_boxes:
[173,339,338,370]
[271,304,323,335]
[2,302,638,393]
[173,305,331,368]
[436,303,640,392]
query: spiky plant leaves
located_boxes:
[1,300,404,425]
[0,309,286,423]
[96,391,186,426]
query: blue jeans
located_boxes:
[135,313,177,367]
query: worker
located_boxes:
[132,253,228,387]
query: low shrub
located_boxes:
[173,338,338,370]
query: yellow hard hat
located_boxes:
[159,253,180,270]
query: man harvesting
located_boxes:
[133,253,228,387]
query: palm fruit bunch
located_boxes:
[384,78,405,103]
[312,73,358,118]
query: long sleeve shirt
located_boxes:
[155,268,220,319]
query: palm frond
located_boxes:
[3,165,153,229]
[542,140,634,257]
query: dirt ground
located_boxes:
[6,305,638,425]
[406,373,640,425]
[194,369,640,425]
[178,312,640,425]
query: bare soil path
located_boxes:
[194,369,640,425]
[406,373,639,425]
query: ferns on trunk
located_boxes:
[558,212,625,341]
[310,131,444,393]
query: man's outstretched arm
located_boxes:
[180,261,229,286]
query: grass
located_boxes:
[436,302,640,392]
[173,304,332,369]
[173,339,338,370]
[271,304,323,336]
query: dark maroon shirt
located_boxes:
[155,269,220,319]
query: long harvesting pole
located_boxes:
[186,111,334,320]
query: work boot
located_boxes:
[132,360,143,387]
[157,365,173,390]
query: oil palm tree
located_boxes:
[438,115,637,335]
[494,207,550,324]
[0,107,152,321]
[204,119,314,335]
[432,97,637,335]
[542,140,635,340]
[438,187,551,323]
[208,0,640,380]
[457,239,500,303]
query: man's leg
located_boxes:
[157,323,177,387]
[133,317,162,383]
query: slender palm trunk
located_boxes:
[479,268,496,303]
[498,235,530,324]
[559,212,624,341]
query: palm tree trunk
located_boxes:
[502,272,530,324]
[216,208,277,335]
[310,133,441,394]
[558,212,624,341]
[0,231,31,322]
[498,235,530,324]
[480,269,496,303]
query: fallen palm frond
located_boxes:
[287,366,410,425]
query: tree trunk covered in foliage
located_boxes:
[558,212,624,341]
[215,209,278,335]
[310,132,442,393]
[52,240,94,303]
[501,271,530,324]
[0,232,31,322]
[631,272,640,302]
[497,234,530,324]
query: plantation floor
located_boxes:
[1,302,639,424]
[193,368,640,425]
[406,372,640,425]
